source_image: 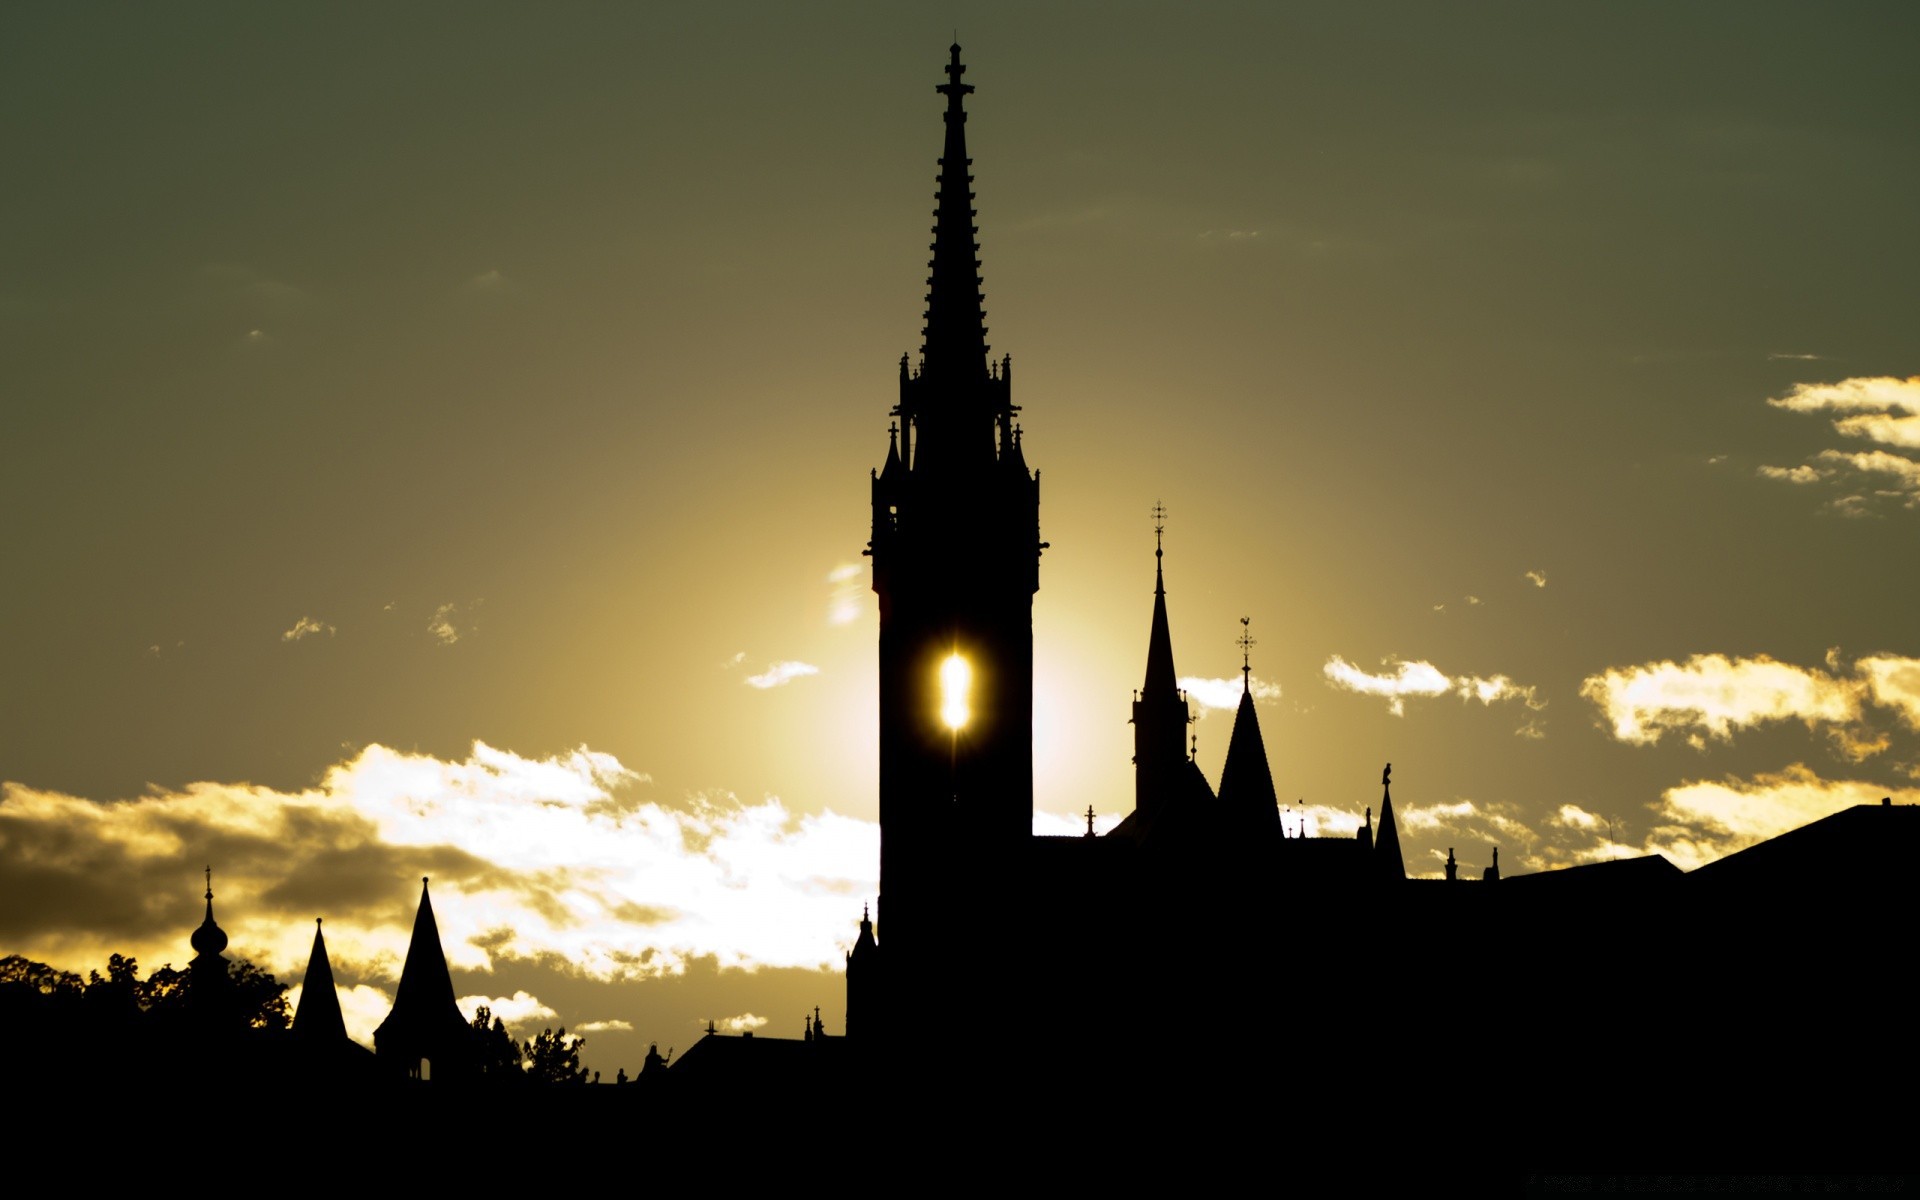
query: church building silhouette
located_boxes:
[116,47,1910,1169]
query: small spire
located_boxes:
[1085,804,1096,837]
[1237,617,1255,694]
[1151,500,1167,563]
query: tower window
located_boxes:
[940,653,972,731]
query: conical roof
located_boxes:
[1217,687,1281,833]
[373,878,469,1054]
[292,918,349,1044]
[1376,765,1406,880]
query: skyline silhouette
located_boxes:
[4,9,1920,1117]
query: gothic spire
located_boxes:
[1142,501,1178,700]
[920,42,989,381]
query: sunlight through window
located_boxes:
[940,653,972,731]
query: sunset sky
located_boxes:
[5,4,1918,1077]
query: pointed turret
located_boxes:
[1218,690,1282,835]
[1216,618,1281,835]
[292,919,349,1044]
[1131,504,1192,821]
[1376,763,1405,881]
[845,902,883,1041]
[373,878,477,1081]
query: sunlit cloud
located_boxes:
[1859,654,1920,731]
[1758,463,1821,484]
[285,981,393,1047]
[0,742,878,992]
[1322,655,1543,720]
[457,990,557,1029]
[577,1019,632,1034]
[1524,569,1548,588]
[470,268,507,290]
[1553,804,1603,831]
[427,601,481,645]
[718,1012,767,1033]
[1766,352,1828,362]
[1579,651,1920,749]
[744,661,820,689]
[1762,375,1920,511]
[281,616,336,642]
[1177,675,1282,713]
[827,563,864,626]
[1639,765,1919,871]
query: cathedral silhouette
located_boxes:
[55,46,1910,1173]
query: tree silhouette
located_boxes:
[523,1027,588,1085]
[142,958,291,1030]
[471,1005,525,1079]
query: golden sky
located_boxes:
[4,5,1919,1076]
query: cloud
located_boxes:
[1758,463,1821,484]
[827,564,864,626]
[1553,804,1603,832]
[1580,651,1920,750]
[428,604,462,644]
[285,980,393,1047]
[1762,375,1920,511]
[1524,569,1548,588]
[718,1012,767,1033]
[281,616,336,642]
[0,741,879,990]
[1766,352,1827,361]
[1859,654,1920,730]
[1639,765,1920,871]
[576,1019,633,1033]
[744,661,819,689]
[1322,656,1543,720]
[470,269,507,290]
[457,989,557,1030]
[1177,675,1282,713]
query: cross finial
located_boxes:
[204,865,212,900]
[1190,731,1198,761]
[1085,804,1095,836]
[1237,616,1255,692]
[1150,500,1167,559]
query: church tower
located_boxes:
[867,45,1041,1021]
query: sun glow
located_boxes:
[940,653,972,730]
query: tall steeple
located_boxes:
[1133,503,1190,819]
[921,42,989,382]
[865,45,1040,1043]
